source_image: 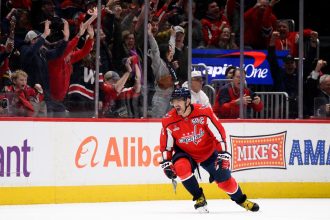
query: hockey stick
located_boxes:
[171,178,177,194]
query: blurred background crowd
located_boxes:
[0,0,329,119]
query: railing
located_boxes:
[202,81,290,119]
[205,79,233,106]
[210,79,233,92]
[202,84,216,105]
[251,92,290,119]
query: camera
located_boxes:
[0,98,9,109]
[250,93,257,100]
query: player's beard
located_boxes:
[175,101,190,116]
[175,106,183,115]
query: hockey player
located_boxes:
[159,87,259,213]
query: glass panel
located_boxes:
[0,0,326,119]
[313,97,330,118]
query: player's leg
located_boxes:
[201,151,259,212]
[173,156,208,213]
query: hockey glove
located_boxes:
[215,151,231,170]
[160,160,177,179]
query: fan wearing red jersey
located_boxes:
[159,87,259,213]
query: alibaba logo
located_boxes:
[217,51,267,67]
[75,136,99,168]
[74,136,162,168]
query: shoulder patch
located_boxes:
[200,104,208,109]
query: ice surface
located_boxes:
[0,199,329,220]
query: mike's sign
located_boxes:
[192,49,289,85]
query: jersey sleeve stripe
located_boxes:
[207,117,224,143]
[166,128,174,152]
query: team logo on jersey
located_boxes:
[191,117,205,125]
[173,125,180,131]
[178,125,204,145]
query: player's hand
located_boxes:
[160,160,177,179]
[215,151,231,170]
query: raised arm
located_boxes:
[132,57,142,94]
[114,58,133,93]
[71,24,94,64]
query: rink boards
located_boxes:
[0,118,329,205]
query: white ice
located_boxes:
[0,199,329,220]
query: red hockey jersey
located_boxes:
[160,104,227,163]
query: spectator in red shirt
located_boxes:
[208,26,238,49]
[0,38,14,91]
[213,68,263,118]
[274,20,318,57]
[200,1,230,47]
[244,0,279,49]
[4,69,45,117]
[48,11,96,103]
[101,56,141,118]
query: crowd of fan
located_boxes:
[0,0,329,119]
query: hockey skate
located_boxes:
[239,199,259,212]
[194,191,209,213]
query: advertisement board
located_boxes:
[192,49,289,85]
[0,119,329,204]
[1,120,329,185]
